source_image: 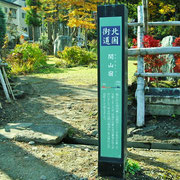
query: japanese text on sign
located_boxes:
[107,53,117,77]
[101,26,120,46]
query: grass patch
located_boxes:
[60,67,97,86]
[36,64,68,74]
[128,56,137,85]
[30,55,137,86]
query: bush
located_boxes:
[88,39,97,53]
[173,37,180,73]
[132,35,167,82]
[128,38,134,48]
[6,42,47,74]
[38,34,51,54]
[55,58,71,68]
[57,46,96,67]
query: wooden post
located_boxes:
[2,67,16,100]
[0,68,11,102]
[136,6,145,127]
[142,0,148,34]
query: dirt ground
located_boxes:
[0,70,180,180]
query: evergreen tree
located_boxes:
[0,6,6,49]
[25,0,42,41]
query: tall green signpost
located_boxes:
[98,5,128,179]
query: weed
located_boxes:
[125,159,141,177]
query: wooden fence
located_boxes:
[127,6,180,127]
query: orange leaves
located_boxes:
[174,58,180,73]
[132,35,167,82]
[173,37,180,73]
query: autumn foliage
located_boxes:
[132,35,167,81]
[173,37,180,73]
[38,0,102,29]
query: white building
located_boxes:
[0,0,28,39]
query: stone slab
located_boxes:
[146,104,180,116]
[145,95,180,105]
[0,123,68,144]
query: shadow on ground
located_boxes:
[0,75,97,140]
[0,134,79,180]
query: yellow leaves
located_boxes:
[170,17,175,21]
[64,0,99,29]
[46,16,59,22]
[84,3,97,12]
[159,5,175,15]
[67,16,96,29]
[23,7,31,11]
[148,0,175,20]
[27,0,102,29]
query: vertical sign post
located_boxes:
[98,5,128,179]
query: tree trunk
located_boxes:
[53,21,59,42]
[84,29,88,49]
[33,26,40,42]
[48,22,53,54]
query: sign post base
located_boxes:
[98,161,125,178]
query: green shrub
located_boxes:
[128,38,134,48]
[38,34,51,54]
[57,46,96,67]
[6,42,47,74]
[125,159,141,177]
[88,39,97,54]
[55,58,71,68]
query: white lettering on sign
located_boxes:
[108,63,114,68]
[102,27,111,36]
[103,37,110,45]
[101,26,120,46]
[112,27,119,35]
[112,36,119,45]
[108,53,116,60]
[108,71,114,77]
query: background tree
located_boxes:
[39,0,64,51]
[38,0,103,49]
[0,6,6,50]
[148,0,178,39]
[25,0,42,41]
[6,10,19,47]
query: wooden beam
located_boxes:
[128,21,180,27]
[148,21,180,26]
[128,22,142,27]
[128,47,180,56]
[135,73,180,77]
